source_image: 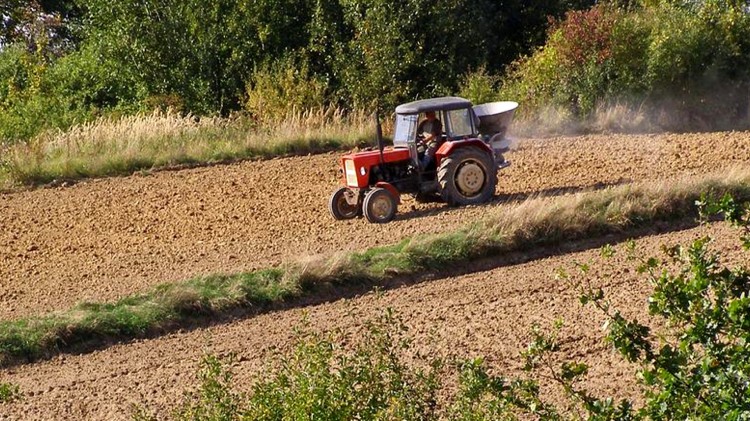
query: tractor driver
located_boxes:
[418,111,443,169]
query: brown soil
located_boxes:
[1,132,749,320]
[1,223,744,420]
[0,131,749,419]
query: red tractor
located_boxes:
[329,96,518,223]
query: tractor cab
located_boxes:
[329,96,518,224]
[393,97,480,171]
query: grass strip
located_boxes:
[2,170,750,365]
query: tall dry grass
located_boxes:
[511,96,750,138]
[510,101,655,137]
[0,107,375,187]
[293,169,750,285]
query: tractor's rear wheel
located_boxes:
[437,147,496,206]
[363,187,397,223]
[329,187,360,220]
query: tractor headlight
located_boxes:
[345,160,359,186]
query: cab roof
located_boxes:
[395,96,473,114]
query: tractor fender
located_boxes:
[435,139,493,165]
[375,182,401,204]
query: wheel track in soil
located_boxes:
[1,131,750,418]
[2,131,748,320]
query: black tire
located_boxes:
[363,188,397,223]
[414,192,441,203]
[437,147,496,206]
[329,187,360,220]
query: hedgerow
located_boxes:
[501,0,750,132]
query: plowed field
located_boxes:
[2,132,749,319]
[1,131,750,419]
[1,223,744,420]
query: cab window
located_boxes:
[393,114,418,146]
[446,109,474,138]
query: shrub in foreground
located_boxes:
[143,311,602,420]
[564,193,750,419]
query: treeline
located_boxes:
[0,0,593,142]
[3,0,750,143]
[500,0,750,131]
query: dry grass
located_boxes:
[511,98,750,137]
[294,169,750,285]
[0,107,375,188]
[511,102,653,137]
[479,169,750,244]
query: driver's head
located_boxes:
[425,111,436,120]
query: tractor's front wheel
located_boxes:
[329,187,360,220]
[363,187,397,223]
[437,147,496,206]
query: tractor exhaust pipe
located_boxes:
[375,113,385,166]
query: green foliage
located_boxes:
[575,194,750,419]
[0,44,58,141]
[698,192,750,249]
[0,0,597,142]
[174,355,243,421]
[245,311,441,420]
[0,382,21,403]
[46,42,147,112]
[501,4,621,116]
[502,0,750,130]
[458,68,502,106]
[168,311,442,420]
[163,313,635,420]
[246,56,327,122]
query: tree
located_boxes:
[1,0,78,53]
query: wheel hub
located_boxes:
[371,195,393,219]
[337,195,357,216]
[455,162,485,197]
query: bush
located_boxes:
[565,193,750,419]
[245,56,327,122]
[169,310,443,420]
[457,67,502,106]
[0,41,138,144]
[0,44,57,142]
[501,4,622,117]
[158,312,632,420]
[501,1,750,132]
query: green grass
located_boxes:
[1,171,750,366]
[0,382,21,403]
[0,269,289,364]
